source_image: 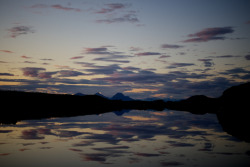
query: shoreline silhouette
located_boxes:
[1,82,249,142]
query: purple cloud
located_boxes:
[70,56,84,59]
[182,27,234,42]
[198,59,214,67]
[97,14,139,24]
[31,4,81,12]
[161,44,183,49]
[166,63,195,69]
[159,55,171,59]
[20,129,44,140]
[22,67,45,77]
[38,72,56,79]
[51,4,81,12]
[8,26,35,38]
[96,3,127,14]
[245,55,250,60]
[57,70,86,77]
[0,50,14,54]
[21,55,32,59]
[84,47,110,54]
[135,52,161,56]
[208,55,241,59]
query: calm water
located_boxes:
[1,109,250,167]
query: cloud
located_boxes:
[166,63,195,69]
[135,52,161,56]
[161,44,183,49]
[94,57,130,63]
[208,55,242,59]
[51,4,81,12]
[0,73,14,76]
[20,129,44,140]
[38,72,57,79]
[167,141,195,147]
[93,54,131,63]
[159,55,171,59]
[40,58,53,61]
[23,61,36,64]
[22,67,87,79]
[198,59,214,67]
[0,50,14,53]
[57,70,86,77]
[95,3,139,24]
[220,67,250,79]
[134,152,161,157]
[96,3,127,14]
[129,47,142,52]
[84,47,110,54]
[85,64,122,75]
[245,55,250,60]
[22,67,45,77]
[84,47,131,63]
[182,27,234,42]
[70,56,84,59]
[31,4,81,12]
[8,26,35,38]
[21,55,32,59]
[97,14,139,24]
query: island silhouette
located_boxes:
[1,82,249,142]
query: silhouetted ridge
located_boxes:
[111,93,134,101]
[0,90,165,124]
[165,95,220,114]
[217,82,250,142]
[1,82,250,142]
[95,92,109,99]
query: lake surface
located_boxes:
[1,109,250,167]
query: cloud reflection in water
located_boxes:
[0,110,250,167]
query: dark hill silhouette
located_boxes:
[1,82,249,142]
[75,92,85,96]
[165,82,250,142]
[95,92,109,99]
[0,90,165,124]
[165,95,220,114]
[111,92,134,101]
[217,82,250,142]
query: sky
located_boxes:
[0,0,250,99]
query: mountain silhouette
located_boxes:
[75,92,85,96]
[111,93,134,101]
[95,92,109,99]
[1,82,249,142]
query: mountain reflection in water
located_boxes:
[1,109,250,167]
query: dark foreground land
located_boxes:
[0,90,166,124]
[1,82,250,142]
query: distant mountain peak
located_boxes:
[75,93,85,96]
[111,92,134,101]
[95,92,108,99]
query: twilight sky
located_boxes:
[0,0,250,99]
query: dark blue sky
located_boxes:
[0,0,250,99]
